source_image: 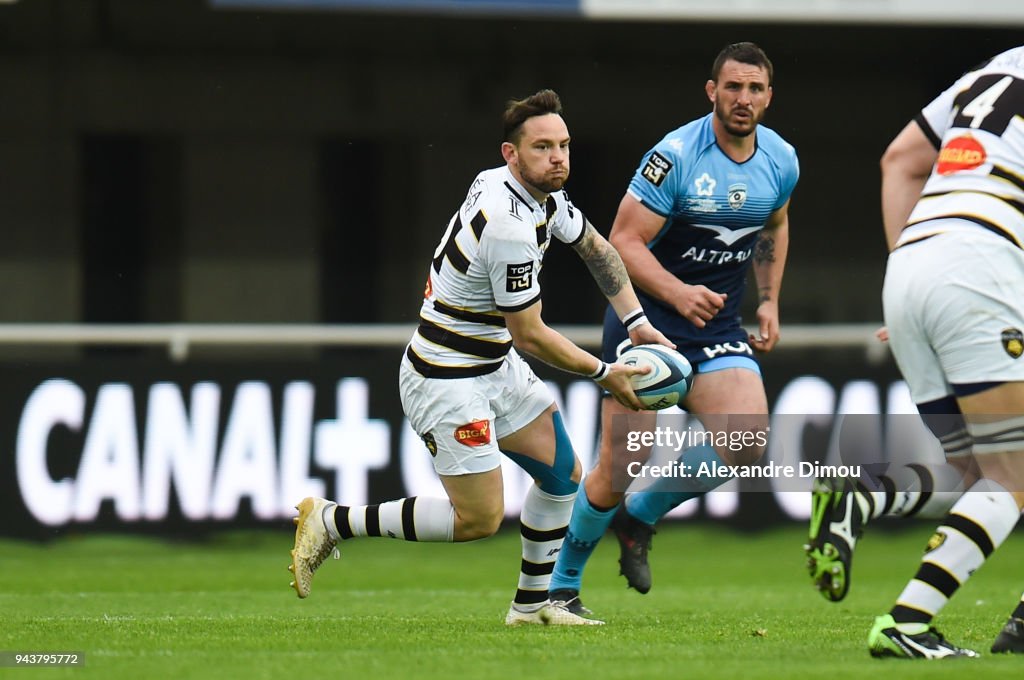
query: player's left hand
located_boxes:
[749,301,780,352]
[628,322,676,351]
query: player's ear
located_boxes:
[705,79,716,103]
[501,141,517,164]
[765,85,773,109]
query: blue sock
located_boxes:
[625,445,727,526]
[549,483,617,592]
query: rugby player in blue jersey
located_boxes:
[550,42,799,615]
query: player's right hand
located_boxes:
[598,362,650,411]
[676,284,727,328]
[627,322,676,351]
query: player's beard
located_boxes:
[518,162,568,196]
[715,104,762,138]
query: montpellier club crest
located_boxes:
[728,183,747,210]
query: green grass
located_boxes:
[2,523,1022,679]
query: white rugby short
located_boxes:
[883,227,1024,404]
[398,348,554,476]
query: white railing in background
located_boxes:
[0,323,889,363]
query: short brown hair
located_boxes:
[502,89,563,144]
[711,42,774,86]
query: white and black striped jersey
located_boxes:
[405,166,586,378]
[899,46,1024,248]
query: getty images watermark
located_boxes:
[606,413,971,494]
[624,426,861,481]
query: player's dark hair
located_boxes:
[711,42,774,85]
[502,89,563,144]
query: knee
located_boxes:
[522,410,579,496]
[725,442,766,467]
[742,439,768,465]
[714,436,766,467]
[724,417,770,466]
[454,504,503,541]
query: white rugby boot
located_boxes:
[504,600,605,626]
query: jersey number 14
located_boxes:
[953,74,1024,136]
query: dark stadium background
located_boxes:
[2,1,1019,326]
[1,1,1020,537]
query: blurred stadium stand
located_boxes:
[3,0,1016,535]
[0,0,1020,329]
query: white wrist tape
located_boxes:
[621,308,648,331]
[587,360,610,381]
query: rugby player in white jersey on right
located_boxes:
[288,89,672,626]
[811,46,1024,658]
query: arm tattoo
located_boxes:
[754,233,776,266]
[574,222,629,298]
[758,286,773,303]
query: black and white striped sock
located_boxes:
[890,479,1019,626]
[513,484,575,612]
[1011,594,1024,620]
[864,462,965,520]
[328,496,455,542]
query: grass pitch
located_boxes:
[2,522,1022,679]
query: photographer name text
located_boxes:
[626,461,861,480]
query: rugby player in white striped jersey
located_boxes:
[809,46,1024,658]
[288,89,672,626]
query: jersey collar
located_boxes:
[502,167,546,212]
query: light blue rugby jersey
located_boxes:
[626,112,799,344]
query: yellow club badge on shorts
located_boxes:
[421,433,438,457]
[925,530,947,553]
[1001,328,1024,359]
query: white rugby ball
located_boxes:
[619,344,694,410]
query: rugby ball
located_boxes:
[619,344,694,410]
